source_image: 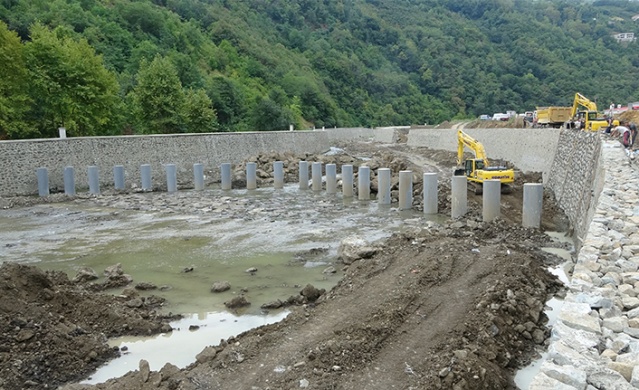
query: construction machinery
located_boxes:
[453,130,515,195]
[570,93,616,131]
[534,106,571,128]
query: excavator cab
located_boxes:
[465,159,483,177]
[465,160,474,177]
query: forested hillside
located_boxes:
[1,0,639,138]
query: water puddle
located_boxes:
[84,311,289,384]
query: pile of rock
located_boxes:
[531,141,639,388]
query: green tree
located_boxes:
[0,21,29,139]
[182,88,219,132]
[23,23,121,137]
[251,96,295,131]
[130,55,184,134]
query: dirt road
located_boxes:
[0,142,569,390]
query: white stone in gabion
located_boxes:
[616,352,639,364]
[628,318,639,328]
[529,372,581,390]
[603,317,628,333]
[631,365,639,387]
[570,276,595,291]
[558,303,602,334]
[569,292,614,309]
[588,222,608,235]
[538,361,587,390]
[602,248,623,261]
[626,245,639,255]
[608,362,634,382]
[619,284,637,297]
[622,297,639,310]
[579,261,601,272]
[549,340,599,369]
[623,327,639,339]
[609,220,625,231]
[601,349,618,361]
[608,335,632,354]
[601,272,622,286]
[601,307,623,321]
[623,272,639,284]
[583,236,612,250]
[623,248,635,260]
[608,230,627,243]
[627,306,639,320]
[551,321,600,351]
[588,366,636,390]
[580,255,600,266]
[617,260,639,273]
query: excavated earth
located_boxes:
[0,141,570,390]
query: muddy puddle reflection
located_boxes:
[0,185,446,383]
[84,311,289,384]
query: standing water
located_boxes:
[514,231,574,389]
[0,185,444,383]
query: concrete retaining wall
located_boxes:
[0,131,330,196]
[325,127,375,142]
[407,128,561,175]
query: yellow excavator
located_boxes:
[454,130,515,195]
[570,93,616,131]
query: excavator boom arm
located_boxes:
[570,93,598,118]
[457,130,489,166]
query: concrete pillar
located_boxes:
[113,165,125,190]
[221,163,232,190]
[483,179,501,222]
[88,166,100,195]
[141,164,152,191]
[246,162,257,190]
[58,127,66,139]
[451,176,468,218]
[193,163,204,191]
[37,168,49,197]
[358,166,370,200]
[165,164,177,193]
[326,164,337,194]
[377,168,391,205]
[312,162,322,191]
[423,172,438,214]
[64,166,75,196]
[299,161,309,190]
[523,183,544,228]
[273,161,284,189]
[398,170,413,210]
[342,165,354,198]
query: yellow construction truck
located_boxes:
[534,107,571,128]
[453,130,515,195]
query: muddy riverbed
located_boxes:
[0,142,570,390]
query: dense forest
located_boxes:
[1,0,639,138]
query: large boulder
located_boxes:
[211,281,231,293]
[338,235,378,264]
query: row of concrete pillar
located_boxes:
[35,161,544,228]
